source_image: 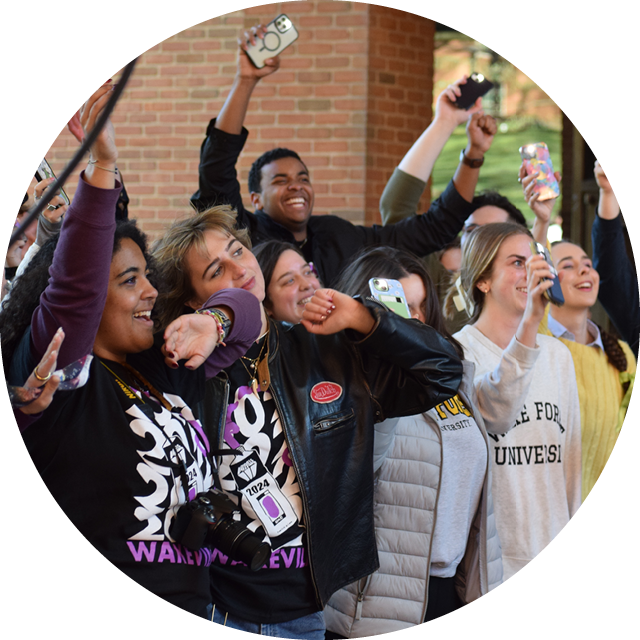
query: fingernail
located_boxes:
[170,363,179,369]
[185,365,194,370]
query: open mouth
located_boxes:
[284,197,307,208]
[133,310,153,323]
[575,282,593,291]
[298,295,313,307]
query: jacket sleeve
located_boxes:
[464,336,541,435]
[189,119,256,234]
[29,174,120,369]
[351,300,463,420]
[379,167,427,225]
[592,213,639,357]
[354,179,475,257]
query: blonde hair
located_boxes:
[444,222,532,324]
[152,205,251,328]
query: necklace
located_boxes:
[100,359,173,411]
[239,326,271,396]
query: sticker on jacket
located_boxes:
[310,382,343,404]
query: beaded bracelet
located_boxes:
[195,308,230,346]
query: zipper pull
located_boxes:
[355,590,365,621]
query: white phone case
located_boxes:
[245,14,299,69]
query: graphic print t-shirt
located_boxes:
[209,338,318,624]
[21,348,215,617]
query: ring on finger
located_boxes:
[47,204,60,211]
[33,366,53,383]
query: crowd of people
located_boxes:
[4,21,636,638]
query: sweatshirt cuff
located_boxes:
[69,172,123,228]
[506,334,541,366]
[200,288,262,345]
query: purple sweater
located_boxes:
[17,173,261,428]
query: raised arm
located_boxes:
[190,23,280,217]
[591,160,639,356]
[29,84,121,369]
[381,77,493,225]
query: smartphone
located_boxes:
[454,73,494,110]
[245,14,299,69]
[35,159,70,206]
[369,278,411,319]
[519,143,560,201]
[530,241,565,307]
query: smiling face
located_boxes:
[266,249,321,324]
[93,238,158,363]
[478,233,532,319]
[183,229,266,309]
[250,157,314,237]
[551,242,600,310]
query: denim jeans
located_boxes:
[207,604,325,640]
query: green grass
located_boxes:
[431,119,562,224]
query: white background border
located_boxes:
[2,0,638,637]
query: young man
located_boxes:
[191,24,493,286]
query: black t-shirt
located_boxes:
[19,339,214,618]
[208,337,319,623]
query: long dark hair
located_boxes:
[334,246,464,359]
[0,219,153,376]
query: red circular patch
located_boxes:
[310,382,343,404]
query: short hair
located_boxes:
[472,190,527,228]
[444,222,532,323]
[248,148,307,194]
[152,205,251,328]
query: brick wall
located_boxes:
[40,2,435,241]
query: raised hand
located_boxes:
[519,160,561,225]
[466,112,497,157]
[237,23,281,81]
[435,76,484,130]
[34,178,68,223]
[162,313,221,370]
[301,289,375,336]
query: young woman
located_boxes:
[152,209,464,638]
[4,85,260,618]
[444,222,582,580]
[253,240,321,324]
[520,167,636,500]
[311,246,502,635]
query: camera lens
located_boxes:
[211,516,272,571]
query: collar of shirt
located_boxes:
[547,314,604,351]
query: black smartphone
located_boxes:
[454,73,494,110]
[530,241,564,307]
[34,158,70,206]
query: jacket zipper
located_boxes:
[355,575,372,620]
[269,382,323,609]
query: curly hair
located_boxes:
[334,245,464,359]
[151,205,252,329]
[248,148,308,194]
[0,219,152,376]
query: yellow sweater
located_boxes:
[540,320,636,500]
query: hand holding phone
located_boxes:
[35,159,70,206]
[368,278,411,318]
[245,15,299,69]
[519,143,560,201]
[454,73,494,110]
[530,241,564,306]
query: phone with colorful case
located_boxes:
[35,158,70,206]
[245,14,299,69]
[519,142,560,201]
[368,278,411,319]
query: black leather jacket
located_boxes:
[201,301,463,607]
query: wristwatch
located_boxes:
[460,149,484,169]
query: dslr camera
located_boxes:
[170,488,271,572]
